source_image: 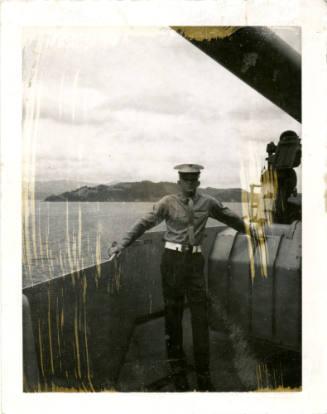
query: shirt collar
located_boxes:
[177,191,200,204]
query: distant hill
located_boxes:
[23,180,101,200]
[44,181,246,202]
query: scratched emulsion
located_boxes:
[241,159,274,282]
[256,362,283,390]
[23,33,102,288]
[22,27,300,393]
[254,363,301,392]
[22,32,104,392]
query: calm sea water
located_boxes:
[22,201,243,288]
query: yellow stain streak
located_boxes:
[273,368,277,388]
[83,305,95,392]
[257,225,268,278]
[65,202,75,285]
[86,233,90,255]
[255,363,295,391]
[22,196,31,268]
[96,233,102,280]
[45,236,50,265]
[22,206,33,285]
[261,167,279,225]
[82,274,87,303]
[59,249,65,274]
[48,260,53,280]
[37,205,44,268]
[22,42,43,279]
[61,308,64,329]
[38,319,44,377]
[255,386,301,392]
[77,269,81,284]
[56,297,62,360]
[29,83,42,262]
[74,305,82,378]
[249,244,256,282]
[72,233,77,276]
[241,159,283,281]
[257,364,262,389]
[241,190,255,280]
[32,383,118,392]
[23,373,27,391]
[79,299,82,331]
[81,382,88,392]
[255,365,259,389]
[48,289,54,374]
[172,26,241,41]
[244,221,256,282]
[46,196,51,236]
[245,222,270,281]
[265,363,269,387]
[78,206,82,259]
[259,365,263,388]
[241,189,250,220]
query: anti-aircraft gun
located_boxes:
[250,130,302,225]
[208,129,302,385]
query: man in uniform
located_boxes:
[108,164,248,391]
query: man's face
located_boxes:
[178,173,200,197]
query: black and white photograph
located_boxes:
[2,1,327,413]
[21,25,302,393]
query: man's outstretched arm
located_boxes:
[108,198,168,258]
[209,197,260,245]
[209,197,246,233]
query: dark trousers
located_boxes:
[160,249,210,378]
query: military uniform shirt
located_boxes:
[121,192,246,247]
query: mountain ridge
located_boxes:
[44,180,246,202]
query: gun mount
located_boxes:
[249,130,302,225]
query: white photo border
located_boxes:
[1,1,327,413]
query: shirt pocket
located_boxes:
[194,209,208,221]
[170,205,189,224]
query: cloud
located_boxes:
[23,26,302,188]
[23,26,236,125]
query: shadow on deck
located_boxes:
[23,227,301,392]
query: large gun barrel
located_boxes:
[172,27,301,122]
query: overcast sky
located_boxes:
[23,26,301,189]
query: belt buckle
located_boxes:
[181,244,190,252]
[182,244,194,253]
